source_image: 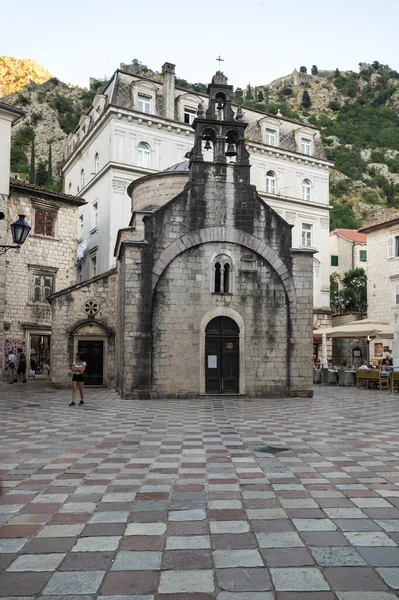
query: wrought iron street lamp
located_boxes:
[0,214,31,255]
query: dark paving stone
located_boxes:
[128,510,168,522]
[0,553,16,570]
[120,535,165,550]
[286,509,327,519]
[323,566,388,590]
[261,547,315,567]
[216,567,272,591]
[20,502,60,513]
[208,509,247,521]
[252,520,295,533]
[363,508,399,519]
[276,594,336,600]
[300,531,350,546]
[100,570,159,595]
[333,518,383,531]
[211,533,257,549]
[0,572,51,595]
[59,551,115,571]
[167,521,209,535]
[81,523,125,536]
[357,546,399,566]
[0,524,41,538]
[22,537,77,553]
[49,513,91,524]
[162,550,213,569]
[157,594,213,600]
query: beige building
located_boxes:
[0,101,25,376]
[330,229,367,280]
[50,72,315,398]
[3,178,85,373]
[359,213,399,361]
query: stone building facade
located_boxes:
[62,61,331,330]
[3,178,85,373]
[50,72,315,398]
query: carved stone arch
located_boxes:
[151,227,297,310]
[69,318,114,338]
[199,307,245,394]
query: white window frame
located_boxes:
[265,128,276,146]
[90,253,97,278]
[32,272,54,303]
[92,202,98,230]
[302,178,311,201]
[266,171,276,194]
[137,142,150,168]
[78,214,84,241]
[184,106,197,125]
[387,235,399,258]
[138,93,151,114]
[302,223,313,247]
[301,137,311,155]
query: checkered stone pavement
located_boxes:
[1,380,399,599]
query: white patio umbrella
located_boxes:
[313,319,393,339]
[393,326,399,370]
[321,332,328,368]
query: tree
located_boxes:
[331,268,367,314]
[47,144,53,186]
[311,65,318,75]
[35,160,47,186]
[257,90,264,102]
[334,68,340,78]
[235,87,243,104]
[300,66,307,73]
[246,84,254,100]
[29,139,35,184]
[301,90,312,109]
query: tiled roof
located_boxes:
[0,101,26,116]
[358,211,399,233]
[330,228,367,243]
[9,177,86,206]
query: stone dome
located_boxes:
[162,161,189,172]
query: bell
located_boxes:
[225,142,237,157]
[216,99,224,110]
[204,139,212,151]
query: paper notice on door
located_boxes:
[208,355,217,369]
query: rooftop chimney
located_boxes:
[162,62,175,120]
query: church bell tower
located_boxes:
[188,71,250,183]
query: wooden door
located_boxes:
[205,317,239,394]
[77,340,104,386]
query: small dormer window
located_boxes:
[184,107,197,125]
[265,128,276,146]
[301,137,311,155]
[138,94,151,114]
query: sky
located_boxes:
[3,0,399,89]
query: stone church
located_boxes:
[49,72,314,398]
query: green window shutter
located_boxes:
[359,250,367,262]
[331,255,339,266]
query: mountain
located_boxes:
[0,56,53,96]
[2,56,399,228]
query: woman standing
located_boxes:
[70,354,86,406]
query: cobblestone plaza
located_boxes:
[1,382,399,598]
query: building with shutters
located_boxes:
[62,61,332,331]
[2,178,85,375]
[49,71,315,398]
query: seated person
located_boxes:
[380,359,393,372]
[358,361,369,370]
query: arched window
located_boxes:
[68,182,72,194]
[214,263,221,293]
[80,169,85,189]
[137,142,150,168]
[94,152,99,174]
[213,256,233,294]
[266,170,276,194]
[224,263,230,293]
[302,178,311,201]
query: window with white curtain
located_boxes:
[302,178,311,201]
[265,128,276,146]
[138,94,151,114]
[137,142,150,168]
[266,170,276,194]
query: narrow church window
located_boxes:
[94,152,100,174]
[224,263,230,293]
[266,171,276,194]
[80,169,85,189]
[214,262,221,293]
[137,142,150,168]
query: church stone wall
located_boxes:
[129,172,187,212]
[152,243,289,397]
[50,270,117,388]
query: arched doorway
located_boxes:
[205,316,239,394]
